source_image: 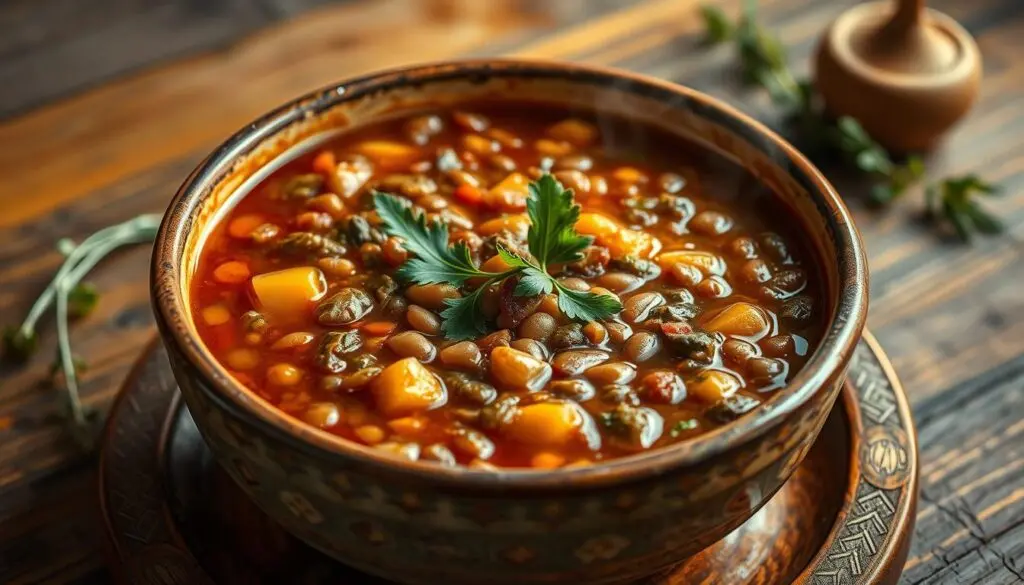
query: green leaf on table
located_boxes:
[930,175,1003,242]
[2,326,37,363]
[68,282,100,319]
[699,5,734,44]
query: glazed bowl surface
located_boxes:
[151,59,868,585]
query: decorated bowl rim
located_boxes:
[151,58,868,492]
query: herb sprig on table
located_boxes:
[374,175,622,340]
[1,214,162,448]
[699,3,1002,242]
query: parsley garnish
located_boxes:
[669,419,699,438]
[373,175,622,340]
[373,193,506,286]
[699,3,1000,242]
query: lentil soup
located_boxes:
[191,102,824,469]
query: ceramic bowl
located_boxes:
[151,59,868,585]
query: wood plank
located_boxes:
[0,0,275,118]
[0,0,1023,583]
[0,0,553,228]
[902,371,1024,584]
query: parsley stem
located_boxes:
[17,215,162,338]
[53,218,161,425]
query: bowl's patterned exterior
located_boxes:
[152,60,867,585]
[164,341,846,585]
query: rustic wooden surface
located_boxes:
[0,0,1021,583]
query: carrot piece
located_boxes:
[213,261,251,284]
[387,416,426,436]
[531,452,567,469]
[453,184,485,207]
[228,214,266,239]
[361,321,398,336]
[354,424,387,445]
[311,150,337,176]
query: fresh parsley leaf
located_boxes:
[515,266,554,297]
[495,243,531,269]
[376,176,624,339]
[438,284,493,341]
[373,192,501,285]
[525,174,592,268]
[554,284,623,323]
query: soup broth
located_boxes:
[191,102,824,469]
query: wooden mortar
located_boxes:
[814,0,982,152]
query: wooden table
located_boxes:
[1,1,1022,583]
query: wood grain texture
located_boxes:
[0,0,1022,583]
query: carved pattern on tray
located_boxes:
[807,342,912,584]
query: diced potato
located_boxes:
[689,370,742,403]
[503,402,588,448]
[250,267,328,323]
[547,119,598,147]
[604,228,661,258]
[478,214,530,239]
[703,302,771,340]
[656,250,726,276]
[575,213,660,258]
[486,172,530,211]
[355,140,420,166]
[373,358,447,418]
[575,213,622,239]
[490,347,552,391]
